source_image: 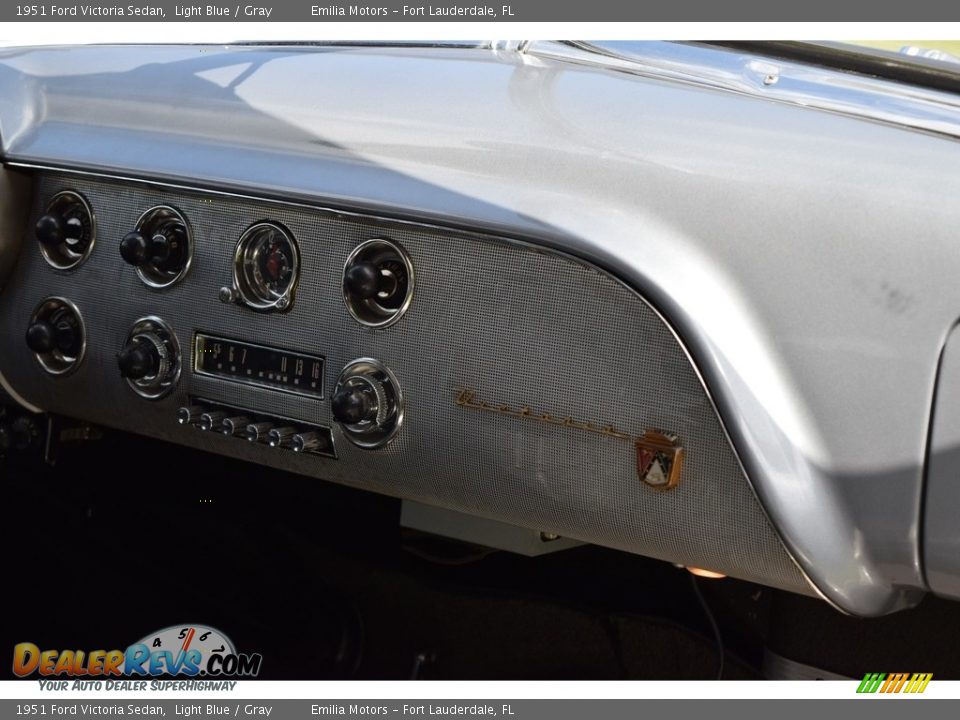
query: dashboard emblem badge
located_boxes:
[636,431,683,490]
[456,389,683,491]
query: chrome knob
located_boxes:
[177,405,204,425]
[198,411,226,431]
[267,426,295,448]
[245,422,273,442]
[291,431,324,453]
[221,416,250,437]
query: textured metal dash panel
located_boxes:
[0,171,814,596]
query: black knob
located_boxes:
[117,338,159,380]
[25,321,56,353]
[121,223,187,274]
[53,317,81,356]
[331,385,377,425]
[344,262,383,300]
[120,231,150,266]
[36,213,83,247]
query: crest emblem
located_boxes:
[636,431,684,490]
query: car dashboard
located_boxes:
[2,41,960,635]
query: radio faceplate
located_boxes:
[193,334,325,399]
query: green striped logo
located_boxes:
[857,673,932,694]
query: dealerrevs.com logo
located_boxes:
[13,624,262,678]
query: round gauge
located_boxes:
[233,221,299,310]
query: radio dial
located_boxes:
[118,318,180,400]
[117,333,168,381]
[331,358,403,449]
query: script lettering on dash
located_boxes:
[454,389,683,489]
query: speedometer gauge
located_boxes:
[232,221,299,311]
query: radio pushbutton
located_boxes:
[267,426,295,448]
[221,416,251,437]
[291,431,325,453]
[177,406,204,425]
[245,422,273,443]
[198,411,226,432]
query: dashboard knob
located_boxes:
[36,213,83,247]
[118,319,178,399]
[26,298,86,375]
[35,191,95,270]
[331,383,379,425]
[25,321,56,354]
[122,206,192,287]
[199,411,226,432]
[291,431,324,453]
[53,317,82,356]
[177,405,204,425]
[344,262,384,300]
[26,309,83,358]
[267,426,295,448]
[245,422,273,443]
[119,231,151,266]
[221,416,250,437]
[117,338,160,380]
[331,359,402,448]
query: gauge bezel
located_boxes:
[130,204,193,289]
[342,238,416,329]
[232,221,300,311]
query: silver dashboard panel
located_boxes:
[1,42,959,614]
[0,171,814,597]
